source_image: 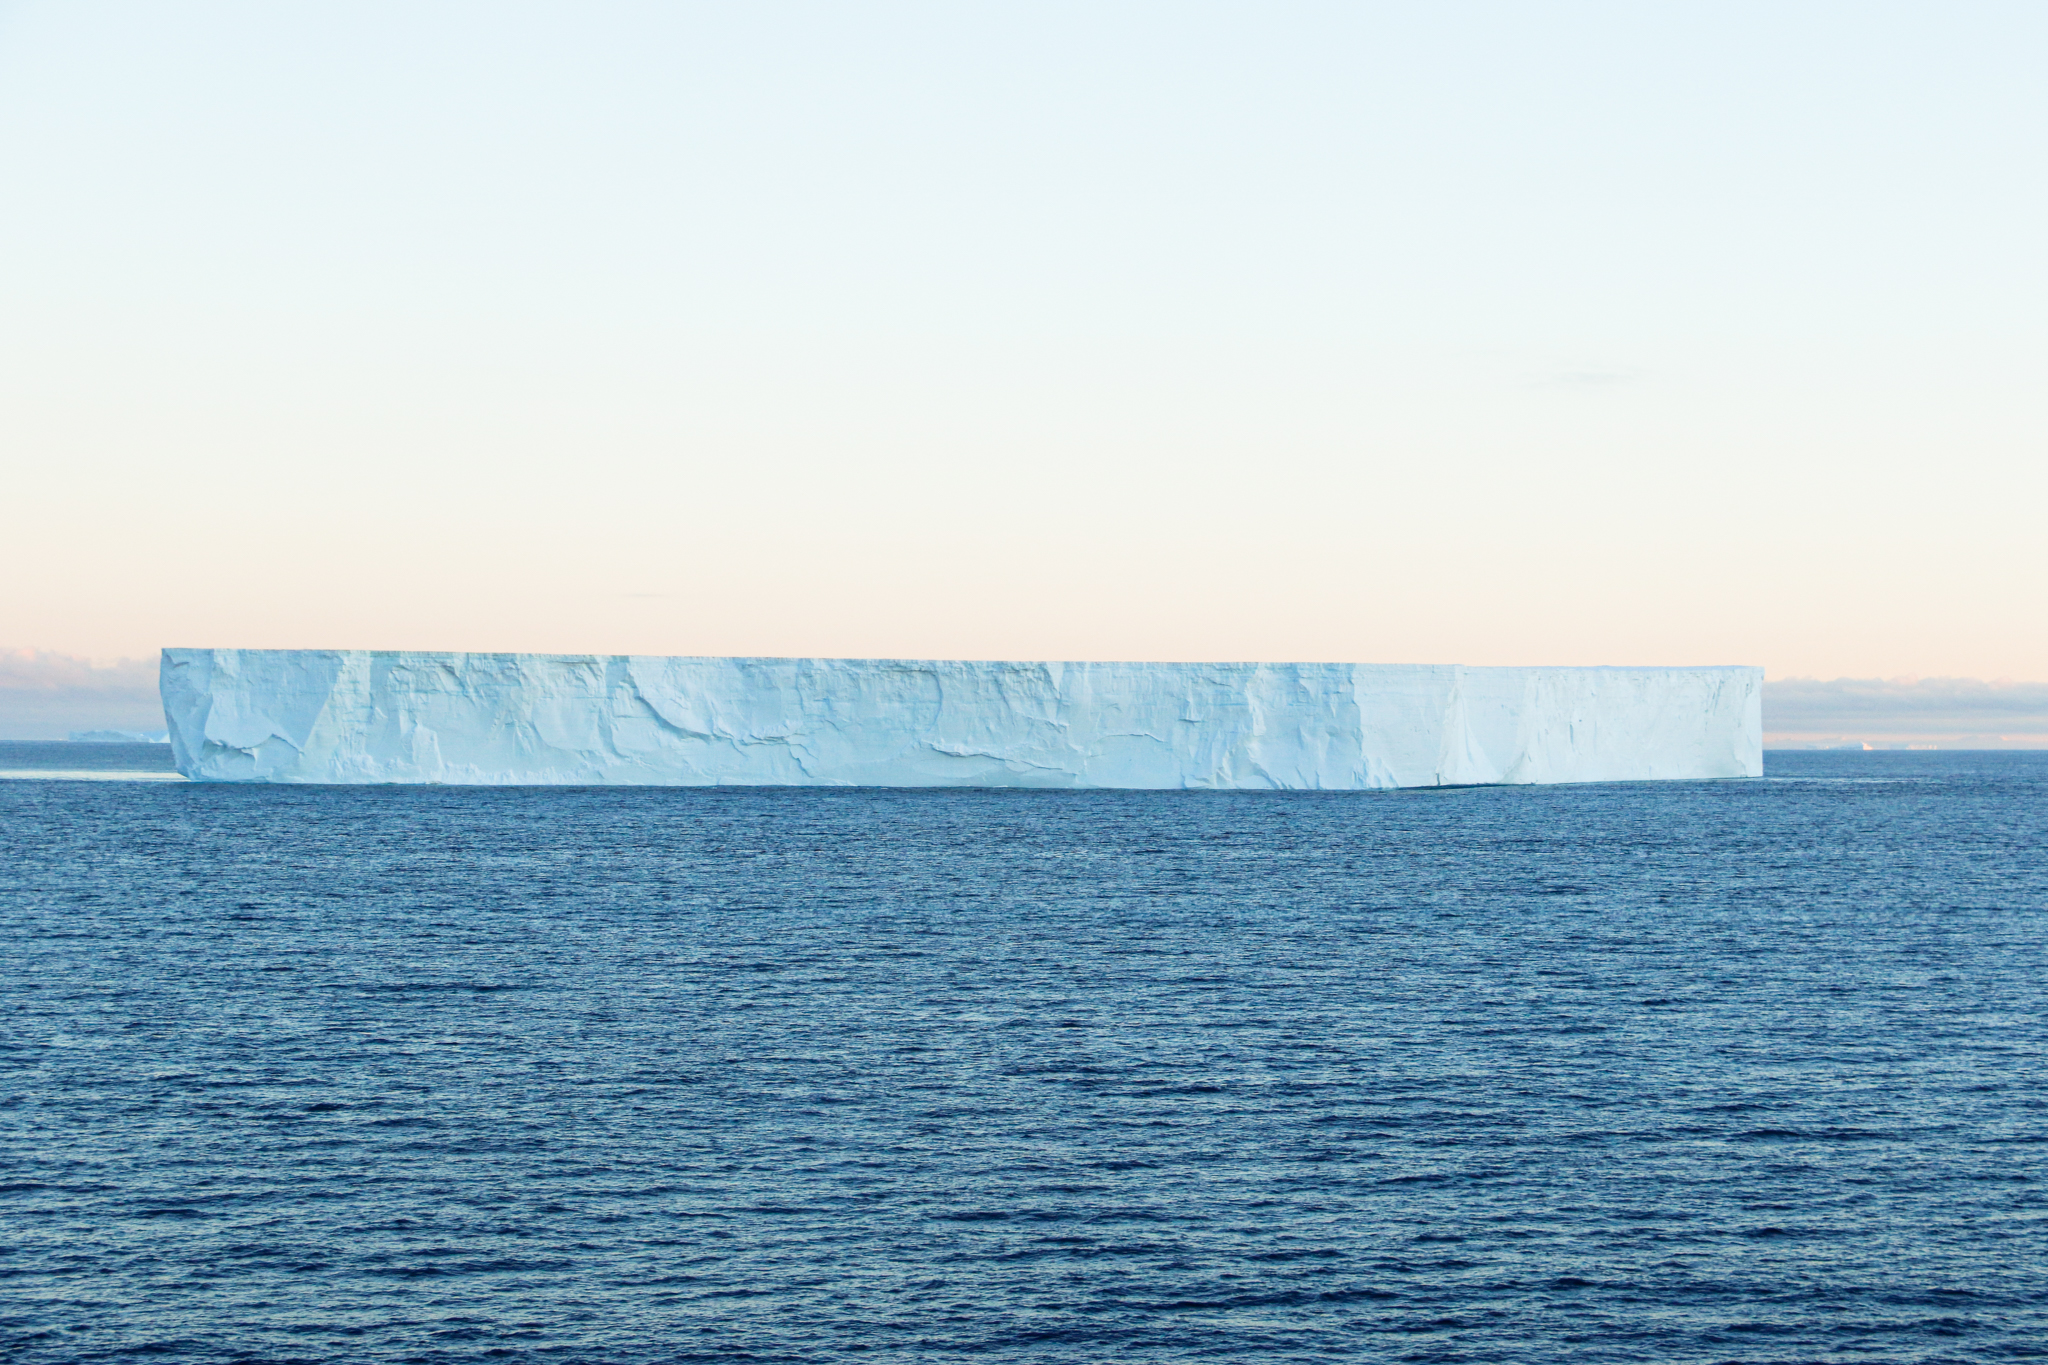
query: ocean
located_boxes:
[2,751,2043,1362]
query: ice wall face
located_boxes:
[160,650,1763,788]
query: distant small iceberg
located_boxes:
[68,729,170,744]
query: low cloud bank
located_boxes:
[5,651,2044,749]
[0,650,164,739]
[1765,677,2048,748]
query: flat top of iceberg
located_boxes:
[164,648,1752,671]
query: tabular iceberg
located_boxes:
[160,649,1761,788]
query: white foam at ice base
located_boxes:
[0,770,186,782]
[159,650,1762,789]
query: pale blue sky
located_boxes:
[3,2,2044,677]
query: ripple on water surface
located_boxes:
[1,751,2044,1363]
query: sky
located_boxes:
[3,2,2045,690]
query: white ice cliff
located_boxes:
[159,650,1762,788]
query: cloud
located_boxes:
[1765,677,2048,748]
[1537,368,1644,388]
[0,650,164,739]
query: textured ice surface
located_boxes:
[160,650,1762,788]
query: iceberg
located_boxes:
[159,649,1761,788]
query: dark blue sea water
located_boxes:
[3,753,2044,1363]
